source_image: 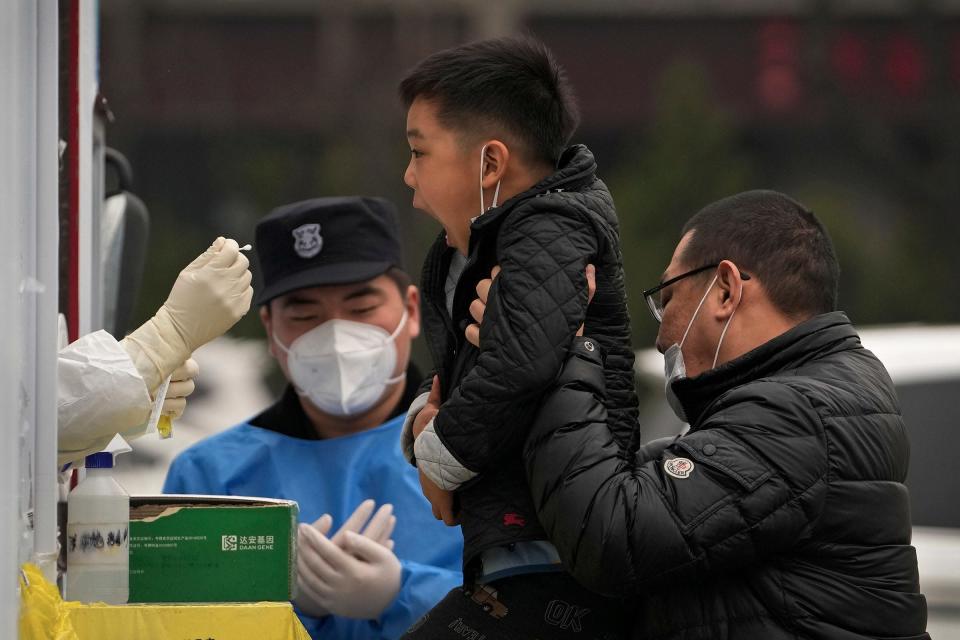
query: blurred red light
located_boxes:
[758,66,801,112]
[885,34,926,97]
[757,20,802,112]
[831,32,869,86]
[759,20,799,65]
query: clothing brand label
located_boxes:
[292,223,323,258]
[544,599,591,632]
[664,457,695,479]
[502,513,526,527]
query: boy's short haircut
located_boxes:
[399,35,580,167]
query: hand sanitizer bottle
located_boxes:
[66,451,129,603]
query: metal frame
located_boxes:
[0,0,61,631]
[36,0,62,589]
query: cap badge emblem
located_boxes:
[292,223,323,259]
[664,457,695,479]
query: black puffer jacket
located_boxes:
[526,313,929,639]
[418,144,638,572]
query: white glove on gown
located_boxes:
[295,500,400,620]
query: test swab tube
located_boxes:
[150,375,173,439]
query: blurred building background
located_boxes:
[98,0,960,464]
[97,4,960,630]
[100,0,960,349]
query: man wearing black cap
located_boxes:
[164,197,463,640]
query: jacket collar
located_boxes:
[672,311,861,427]
[469,144,598,234]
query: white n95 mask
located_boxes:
[273,310,408,417]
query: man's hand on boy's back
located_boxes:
[466,264,596,348]
[413,376,460,526]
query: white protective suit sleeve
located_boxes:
[57,329,153,466]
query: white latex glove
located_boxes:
[159,358,199,419]
[322,499,396,550]
[122,237,252,391]
[295,501,392,618]
[295,501,399,620]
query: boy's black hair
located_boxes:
[399,36,580,166]
[680,190,840,320]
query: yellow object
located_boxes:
[157,415,173,439]
[18,563,79,640]
[62,601,310,640]
[19,562,308,640]
[148,373,173,439]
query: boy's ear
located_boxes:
[481,140,509,188]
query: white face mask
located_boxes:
[273,310,408,417]
[478,143,502,218]
[663,274,739,422]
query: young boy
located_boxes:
[399,37,636,638]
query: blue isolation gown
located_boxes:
[163,411,463,639]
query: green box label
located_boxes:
[129,504,295,603]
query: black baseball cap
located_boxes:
[254,196,404,306]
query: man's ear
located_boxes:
[260,305,277,359]
[714,260,744,320]
[481,140,509,188]
[405,285,421,339]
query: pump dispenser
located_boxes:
[66,451,130,603]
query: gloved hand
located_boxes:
[122,237,252,391]
[295,500,400,620]
[322,499,396,549]
[159,358,199,419]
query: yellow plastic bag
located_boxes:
[62,601,311,640]
[18,563,80,640]
[20,562,308,640]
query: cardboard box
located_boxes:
[128,495,298,603]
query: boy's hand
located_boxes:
[411,376,459,525]
[412,375,441,439]
[465,264,596,348]
[419,469,460,526]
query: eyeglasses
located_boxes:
[642,263,751,323]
